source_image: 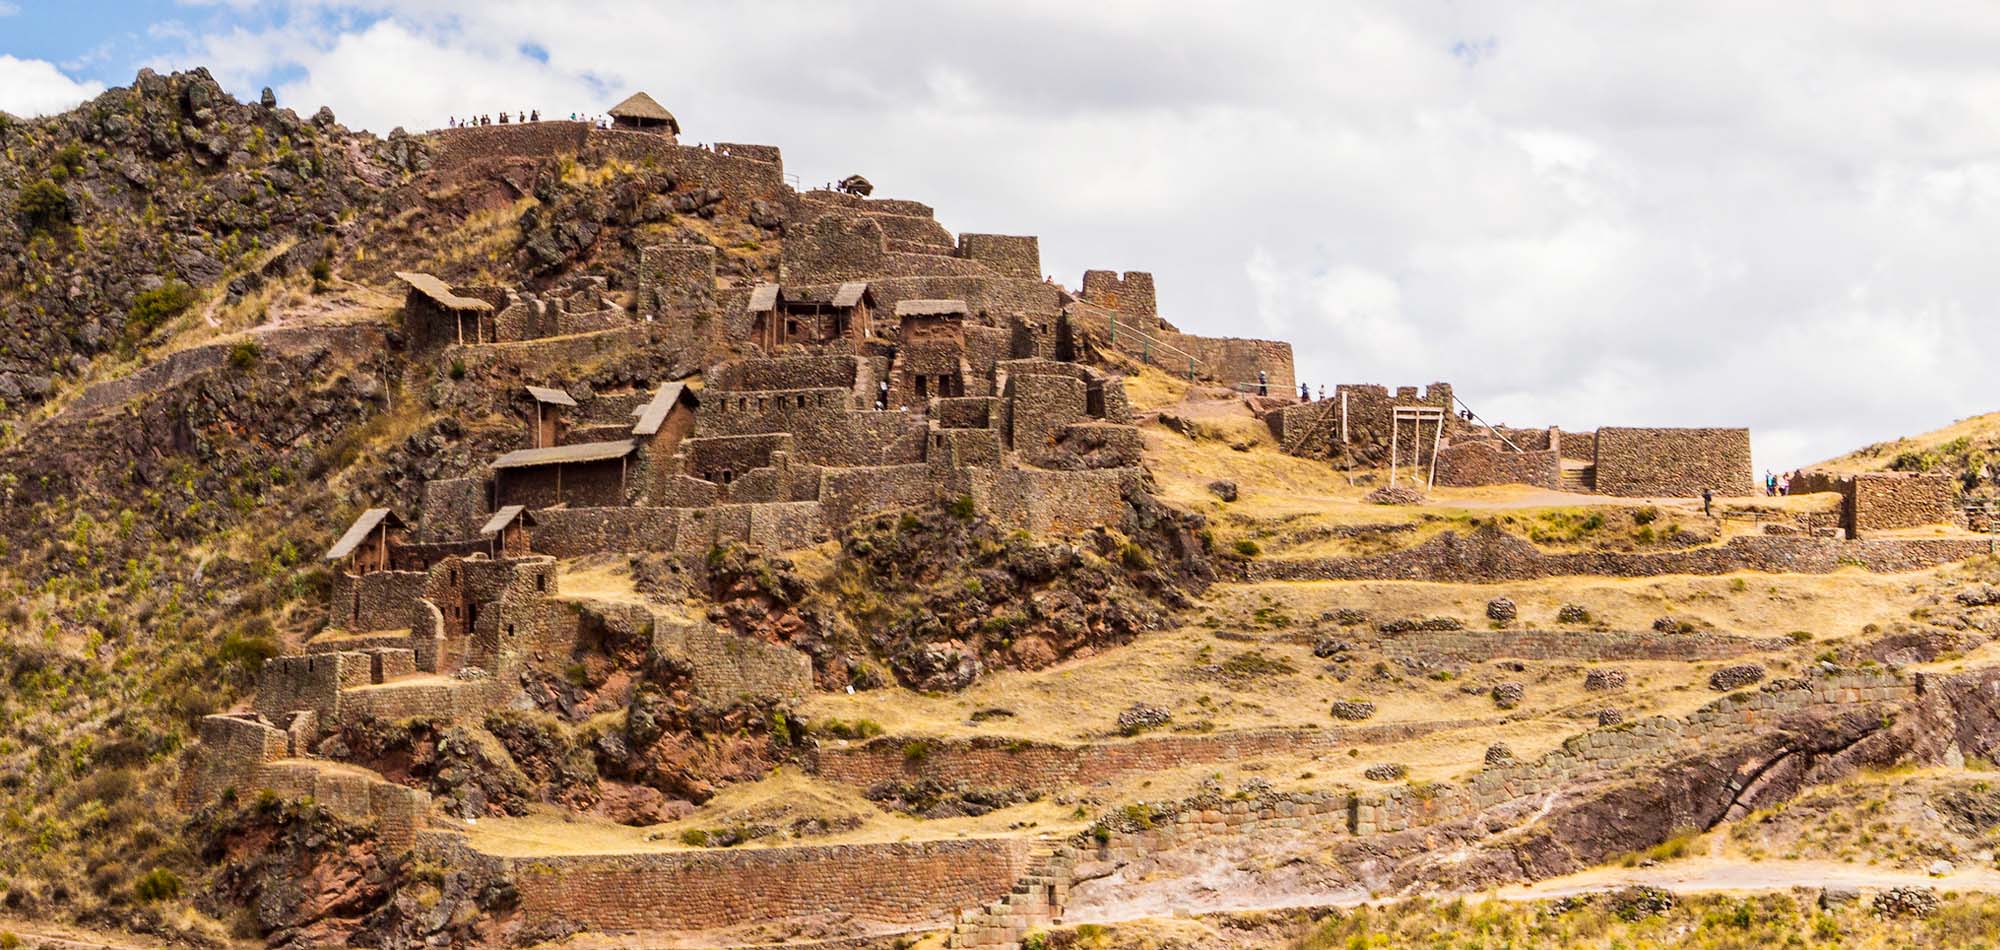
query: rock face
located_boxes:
[1491,682,1525,709]
[1364,486,1424,505]
[1709,663,1766,691]
[1207,479,1238,502]
[1116,703,1172,735]
[1584,668,1630,691]
[1329,700,1377,721]
[0,68,403,416]
[1872,886,1939,918]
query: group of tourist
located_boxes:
[446,111,618,129]
[1764,469,1801,496]
[1296,382,1332,402]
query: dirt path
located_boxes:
[1499,855,2000,900]
[1066,853,2000,929]
[0,918,181,949]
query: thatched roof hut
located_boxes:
[608,92,679,135]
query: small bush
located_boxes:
[814,717,884,740]
[309,255,333,283]
[127,281,198,337]
[1232,539,1261,557]
[947,494,977,520]
[134,867,182,902]
[902,740,931,763]
[678,828,710,847]
[448,358,467,380]
[15,178,69,232]
[228,339,261,371]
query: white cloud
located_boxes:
[0,55,104,116]
[138,1,2000,467]
[0,2,20,16]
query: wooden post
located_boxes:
[555,463,563,504]
[1428,408,1443,491]
[1340,391,1349,444]
[1390,412,1399,487]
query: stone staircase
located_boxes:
[1561,463,1596,493]
[947,842,1076,949]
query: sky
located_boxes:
[5,2,2000,472]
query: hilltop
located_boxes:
[0,70,1998,950]
[1815,411,2000,495]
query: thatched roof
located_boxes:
[895,299,968,318]
[479,504,535,536]
[492,439,637,469]
[631,381,697,436]
[832,281,871,308]
[608,92,679,132]
[525,385,576,406]
[325,508,406,560]
[396,271,492,312]
[746,283,780,313]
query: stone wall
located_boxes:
[185,714,431,848]
[431,122,591,166]
[956,234,1041,279]
[460,836,1031,932]
[1079,270,1157,320]
[1271,383,1460,461]
[418,478,488,543]
[328,570,428,633]
[637,244,717,325]
[1433,439,1562,489]
[1593,427,1753,497]
[783,215,888,285]
[813,729,1340,794]
[1244,527,1994,583]
[1375,628,1788,664]
[957,467,1136,535]
[1792,470,1961,537]
[529,502,830,557]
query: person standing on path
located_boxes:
[1703,488,1715,517]
[1299,382,1310,402]
[1257,370,1268,397]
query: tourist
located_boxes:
[1702,487,1714,517]
[1299,382,1310,402]
[1779,472,1792,496]
[1257,370,1268,397]
[531,109,539,122]
[1320,384,1327,402]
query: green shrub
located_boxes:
[448,358,467,380]
[127,281,198,337]
[228,339,261,371]
[902,740,931,763]
[133,867,182,902]
[814,717,885,740]
[947,494,977,520]
[16,178,70,232]
[1232,539,1261,557]
[309,255,333,283]
[677,828,710,847]
[50,142,85,179]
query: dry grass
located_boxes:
[1816,411,2000,473]
[455,767,1086,857]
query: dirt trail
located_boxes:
[1067,853,2000,929]
[0,918,180,949]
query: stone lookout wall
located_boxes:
[1434,439,1561,489]
[427,835,1032,932]
[1593,427,1753,497]
[1792,470,1961,537]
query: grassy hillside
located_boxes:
[1814,412,2000,493]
